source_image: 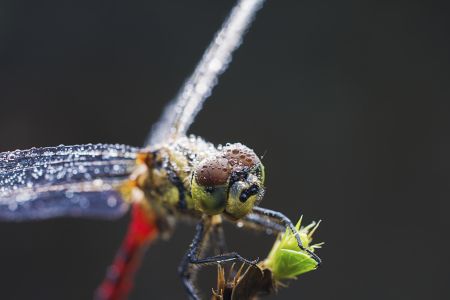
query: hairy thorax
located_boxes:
[125,136,218,225]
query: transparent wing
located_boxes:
[0,144,140,221]
[147,0,266,146]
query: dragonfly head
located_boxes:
[191,143,265,219]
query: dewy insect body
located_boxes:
[133,137,266,222]
[0,0,322,299]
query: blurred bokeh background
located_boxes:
[0,0,448,299]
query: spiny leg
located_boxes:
[190,253,258,265]
[252,206,322,265]
[178,221,207,300]
[241,212,286,233]
[178,220,258,300]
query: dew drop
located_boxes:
[8,202,18,211]
[265,229,273,235]
[107,196,118,207]
[80,198,89,209]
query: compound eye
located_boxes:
[253,163,265,184]
[223,144,260,169]
[195,157,231,187]
[192,157,231,215]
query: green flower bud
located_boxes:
[264,216,323,280]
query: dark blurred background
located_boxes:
[0,0,448,299]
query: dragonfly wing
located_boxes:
[0,144,140,221]
[147,0,266,146]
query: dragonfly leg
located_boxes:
[178,220,258,300]
[189,252,258,266]
[252,206,322,266]
[211,220,228,254]
[178,220,208,300]
[241,212,286,233]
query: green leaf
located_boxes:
[272,249,318,279]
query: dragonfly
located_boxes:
[0,0,321,299]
